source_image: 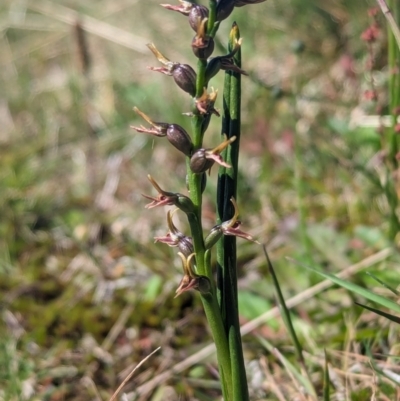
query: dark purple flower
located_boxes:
[205,37,247,83]
[142,175,195,213]
[147,43,197,96]
[190,136,236,174]
[161,1,209,31]
[192,18,215,60]
[195,87,220,116]
[154,210,194,257]
[207,197,259,243]
[175,252,210,298]
[132,107,193,156]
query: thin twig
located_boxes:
[27,0,148,53]
[102,304,134,352]
[272,348,308,401]
[81,376,104,401]
[260,356,286,401]
[376,0,400,50]
[109,347,161,401]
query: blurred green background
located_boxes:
[1,0,398,400]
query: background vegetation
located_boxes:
[1,0,399,400]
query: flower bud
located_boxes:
[170,64,197,97]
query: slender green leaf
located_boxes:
[265,246,317,398]
[264,247,304,364]
[355,302,400,324]
[323,350,330,401]
[289,258,400,314]
[365,272,399,295]
[367,346,400,386]
[216,22,249,401]
[256,336,315,395]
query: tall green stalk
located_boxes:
[217,23,249,401]
[132,1,267,399]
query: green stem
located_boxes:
[185,2,233,399]
[186,214,232,400]
[216,23,249,401]
[195,60,207,99]
[208,0,217,33]
[186,172,233,401]
[200,293,233,399]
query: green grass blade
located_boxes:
[263,246,317,398]
[256,336,315,395]
[264,247,304,364]
[355,302,400,324]
[365,272,399,295]
[365,344,400,386]
[289,257,400,314]
[323,350,330,401]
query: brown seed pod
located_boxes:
[192,18,215,60]
[192,36,215,60]
[166,124,193,156]
[216,0,235,21]
[196,276,211,294]
[188,5,209,31]
[189,148,214,173]
[190,136,236,173]
[171,64,197,96]
[177,236,194,257]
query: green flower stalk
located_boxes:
[133,1,266,399]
